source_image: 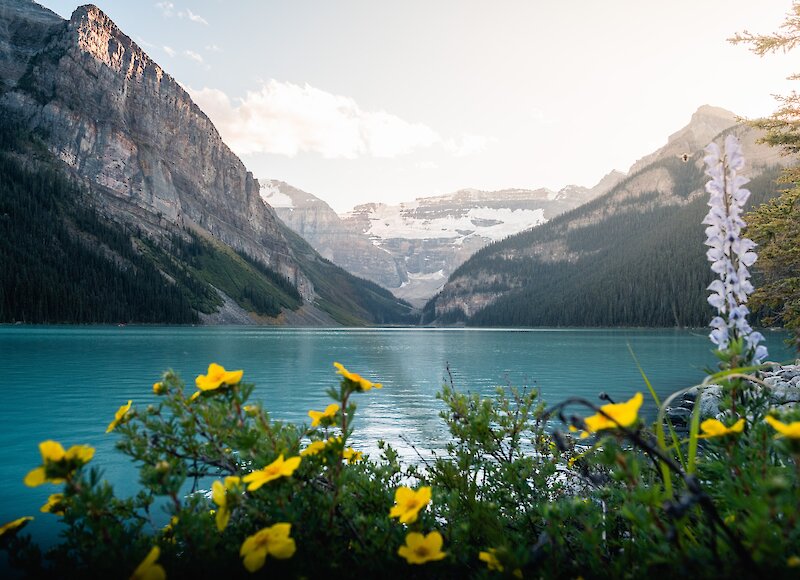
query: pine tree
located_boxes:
[731,2,800,349]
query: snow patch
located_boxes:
[365,205,547,242]
[260,181,294,208]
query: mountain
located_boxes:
[0,0,412,325]
[425,107,788,326]
[266,176,620,308]
[342,178,622,305]
[260,180,404,289]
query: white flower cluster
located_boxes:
[702,135,767,364]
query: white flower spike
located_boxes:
[702,135,767,364]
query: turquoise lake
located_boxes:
[0,326,795,546]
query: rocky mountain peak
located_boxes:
[629,105,738,175]
[0,0,63,84]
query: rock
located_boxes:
[667,363,800,425]
[665,406,693,425]
[0,2,311,296]
[262,180,404,289]
[696,385,723,419]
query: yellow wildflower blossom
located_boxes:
[153,382,166,395]
[212,476,242,532]
[343,448,363,464]
[479,548,504,572]
[308,403,340,427]
[24,441,94,487]
[577,393,643,439]
[0,516,33,539]
[192,363,243,400]
[333,362,382,391]
[131,546,166,580]
[242,455,301,491]
[765,415,800,439]
[40,493,65,516]
[240,522,296,572]
[300,440,327,457]
[161,516,179,537]
[243,405,258,416]
[389,486,431,524]
[106,400,133,433]
[698,418,745,439]
[65,445,95,463]
[788,555,800,567]
[397,531,446,565]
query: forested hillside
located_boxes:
[0,118,415,325]
[0,122,198,323]
[425,151,784,327]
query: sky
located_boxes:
[37,0,799,212]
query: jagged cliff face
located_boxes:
[0,0,61,85]
[0,1,312,296]
[431,108,788,322]
[261,180,404,289]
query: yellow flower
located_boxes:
[389,486,431,524]
[765,415,800,439]
[397,531,446,565]
[698,418,745,439]
[242,455,301,491]
[239,522,296,572]
[578,393,643,439]
[308,403,340,427]
[153,382,166,395]
[211,476,242,532]
[106,400,133,433]
[131,546,165,580]
[333,362,382,391]
[788,555,800,567]
[243,405,258,416]
[300,440,327,457]
[162,516,179,536]
[0,516,33,539]
[479,548,504,572]
[24,441,94,487]
[193,363,243,397]
[343,448,363,464]
[65,445,95,463]
[40,493,65,516]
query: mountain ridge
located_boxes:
[425,106,788,326]
[0,0,412,325]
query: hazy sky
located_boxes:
[38,0,798,211]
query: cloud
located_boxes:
[155,3,209,26]
[162,46,176,57]
[187,80,441,159]
[205,44,222,52]
[181,9,208,25]
[155,2,174,17]
[184,50,204,64]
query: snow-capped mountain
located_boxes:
[340,179,622,304]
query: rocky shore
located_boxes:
[665,362,800,426]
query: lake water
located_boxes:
[0,326,794,547]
